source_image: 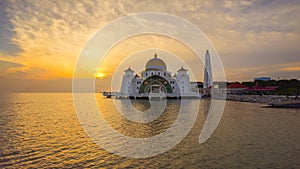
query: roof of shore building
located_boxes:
[227,83,249,89]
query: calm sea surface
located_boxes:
[0,93,299,168]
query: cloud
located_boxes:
[0,0,299,91]
[0,60,23,77]
[0,0,22,56]
[0,59,48,79]
[225,61,300,81]
[2,0,126,79]
[281,67,300,71]
[0,60,23,68]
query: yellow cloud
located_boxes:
[281,67,300,71]
[3,0,123,79]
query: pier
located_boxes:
[101,91,201,99]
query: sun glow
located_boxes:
[96,72,106,78]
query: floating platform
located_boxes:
[101,92,201,99]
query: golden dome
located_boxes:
[145,53,167,71]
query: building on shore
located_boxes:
[225,82,278,95]
[254,77,271,81]
[226,83,249,95]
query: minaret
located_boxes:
[203,50,213,89]
[176,66,190,94]
[120,67,135,95]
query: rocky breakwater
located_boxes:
[226,95,300,108]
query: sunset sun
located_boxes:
[96,72,106,78]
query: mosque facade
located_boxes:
[119,52,211,99]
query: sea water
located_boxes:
[0,93,299,168]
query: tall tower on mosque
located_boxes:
[203,50,213,89]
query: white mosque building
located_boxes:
[118,51,213,99]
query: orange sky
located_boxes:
[0,0,299,92]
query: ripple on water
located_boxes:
[0,93,299,168]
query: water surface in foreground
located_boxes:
[0,93,299,168]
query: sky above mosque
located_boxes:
[0,0,299,92]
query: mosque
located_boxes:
[118,50,213,99]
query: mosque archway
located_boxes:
[139,75,173,94]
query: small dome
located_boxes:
[125,67,134,72]
[178,66,187,72]
[145,53,167,71]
